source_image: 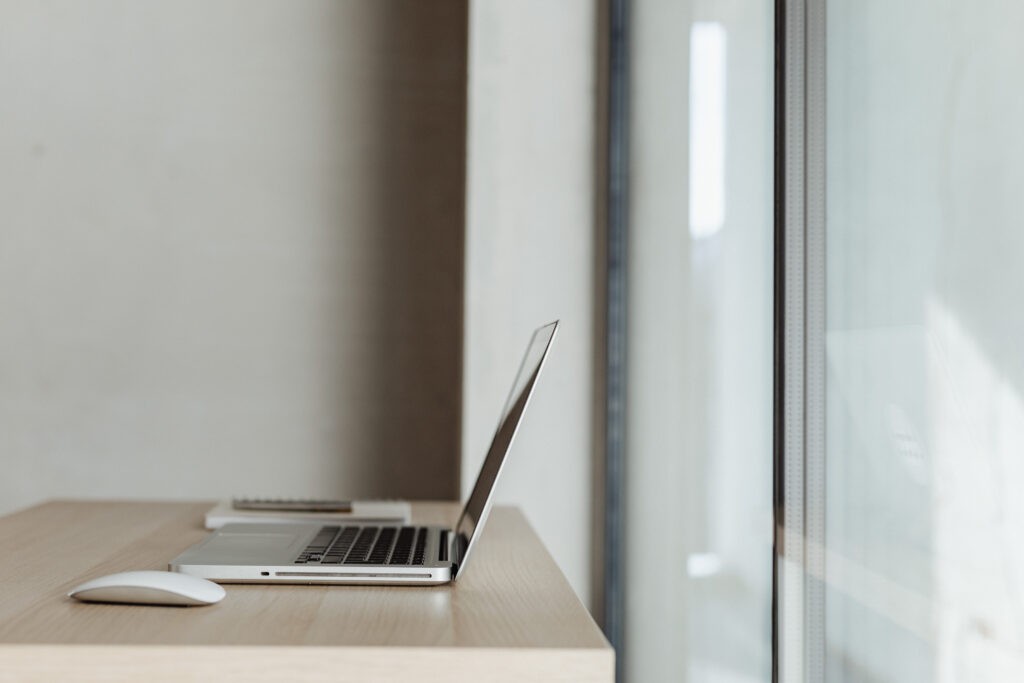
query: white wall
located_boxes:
[463,0,598,607]
[0,1,468,514]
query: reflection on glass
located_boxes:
[689,22,727,240]
[627,2,773,680]
[826,1,1024,680]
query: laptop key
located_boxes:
[388,527,416,565]
[366,527,397,564]
[411,527,427,565]
[293,525,342,564]
[343,527,380,564]
[322,526,359,564]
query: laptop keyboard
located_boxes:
[294,526,429,566]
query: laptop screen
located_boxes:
[452,321,558,576]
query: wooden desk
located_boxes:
[0,501,612,682]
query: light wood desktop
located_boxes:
[0,500,612,682]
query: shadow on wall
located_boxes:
[330,1,468,498]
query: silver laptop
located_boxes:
[170,321,558,585]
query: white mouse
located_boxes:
[68,570,226,606]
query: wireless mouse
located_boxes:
[68,570,225,606]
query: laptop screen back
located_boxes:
[452,321,558,576]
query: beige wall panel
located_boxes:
[0,0,467,513]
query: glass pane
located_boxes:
[626,1,774,680]
[826,2,1024,679]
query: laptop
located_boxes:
[170,320,558,585]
